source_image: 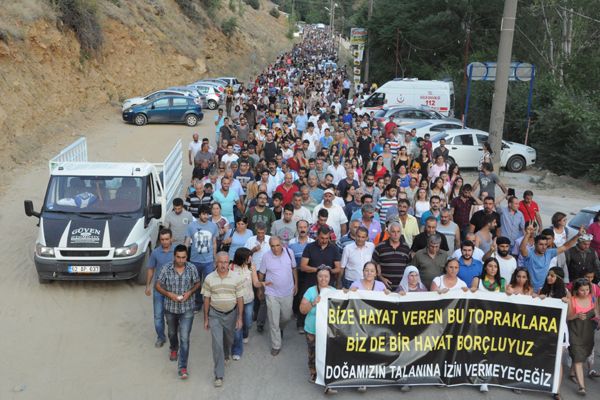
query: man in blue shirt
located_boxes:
[145,228,175,348]
[185,205,219,311]
[496,196,525,246]
[288,220,314,333]
[457,240,483,287]
[295,110,308,135]
[520,224,583,292]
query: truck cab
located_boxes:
[24,138,182,284]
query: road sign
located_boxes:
[467,61,534,82]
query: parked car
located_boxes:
[373,105,460,131]
[196,79,226,94]
[167,86,208,109]
[430,129,536,172]
[567,204,600,230]
[396,120,465,138]
[187,83,222,110]
[216,77,242,91]
[122,95,203,127]
[121,89,200,111]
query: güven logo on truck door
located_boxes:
[67,221,105,247]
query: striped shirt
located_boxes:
[201,270,244,313]
[377,196,398,224]
[157,262,200,314]
[372,239,411,290]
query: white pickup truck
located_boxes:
[24,138,183,284]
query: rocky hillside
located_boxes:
[0,0,291,171]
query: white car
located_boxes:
[431,129,536,172]
[187,83,222,110]
[122,89,200,111]
[216,77,243,91]
[398,120,465,138]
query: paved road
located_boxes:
[1,107,598,400]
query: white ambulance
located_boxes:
[358,78,455,117]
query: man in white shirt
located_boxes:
[312,189,348,239]
[221,144,239,166]
[340,227,375,288]
[188,133,202,166]
[302,123,319,155]
[327,155,346,185]
[243,222,271,333]
[291,192,313,224]
[451,232,485,261]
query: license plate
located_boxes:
[68,265,101,274]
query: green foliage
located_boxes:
[244,0,260,10]
[269,7,280,18]
[221,17,237,37]
[229,0,236,12]
[201,0,221,19]
[52,0,103,55]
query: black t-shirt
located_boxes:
[192,166,210,180]
[469,210,501,233]
[301,242,341,286]
[410,231,450,253]
[263,141,278,162]
[357,136,372,156]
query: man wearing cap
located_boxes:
[312,188,348,239]
[563,234,600,282]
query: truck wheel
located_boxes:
[185,114,198,127]
[134,113,147,126]
[136,249,150,285]
[38,274,51,284]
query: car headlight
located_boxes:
[114,243,139,257]
[36,243,55,257]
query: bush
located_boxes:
[244,0,260,10]
[175,0,204,24]
[52,0,103,55]
[269,7,280,18]
[221,17,237,37]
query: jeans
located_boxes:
[232,301,254,356]
[165,310,194,370]
[209,307,237,379]
[341,276,354,289]
[192,261,214,310]
[153,289,166,342]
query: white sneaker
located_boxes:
[232,355,241,361]
[480,384,489,392]
[243,337,249,344]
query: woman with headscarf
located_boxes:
[396,265,427,294]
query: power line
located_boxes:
[556,5,600,24]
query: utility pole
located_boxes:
[363,0,373,84]
[488,0,518,172]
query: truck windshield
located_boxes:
[44,176,143,214]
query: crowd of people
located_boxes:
[145,27,600,398]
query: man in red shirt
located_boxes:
[384,117,398,138]
[518,190,542,233]
[275,172,299,206]
[286,148,308,172]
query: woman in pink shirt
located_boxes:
[587,211,600,257]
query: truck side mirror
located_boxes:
[150,203,162,219]
[24,200,40,218]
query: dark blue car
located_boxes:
[122,95,204,127]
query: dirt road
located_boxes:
[1,107,599,399]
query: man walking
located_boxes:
[259,236,298,356]
[372,222,411,290]
[185,205,218,311]
[202,252,244,387]
[155,244,201,380]
[341,227,375,288]
[164,198,194,247]
[145,228,174,348]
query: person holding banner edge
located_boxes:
[299,266,336,393]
